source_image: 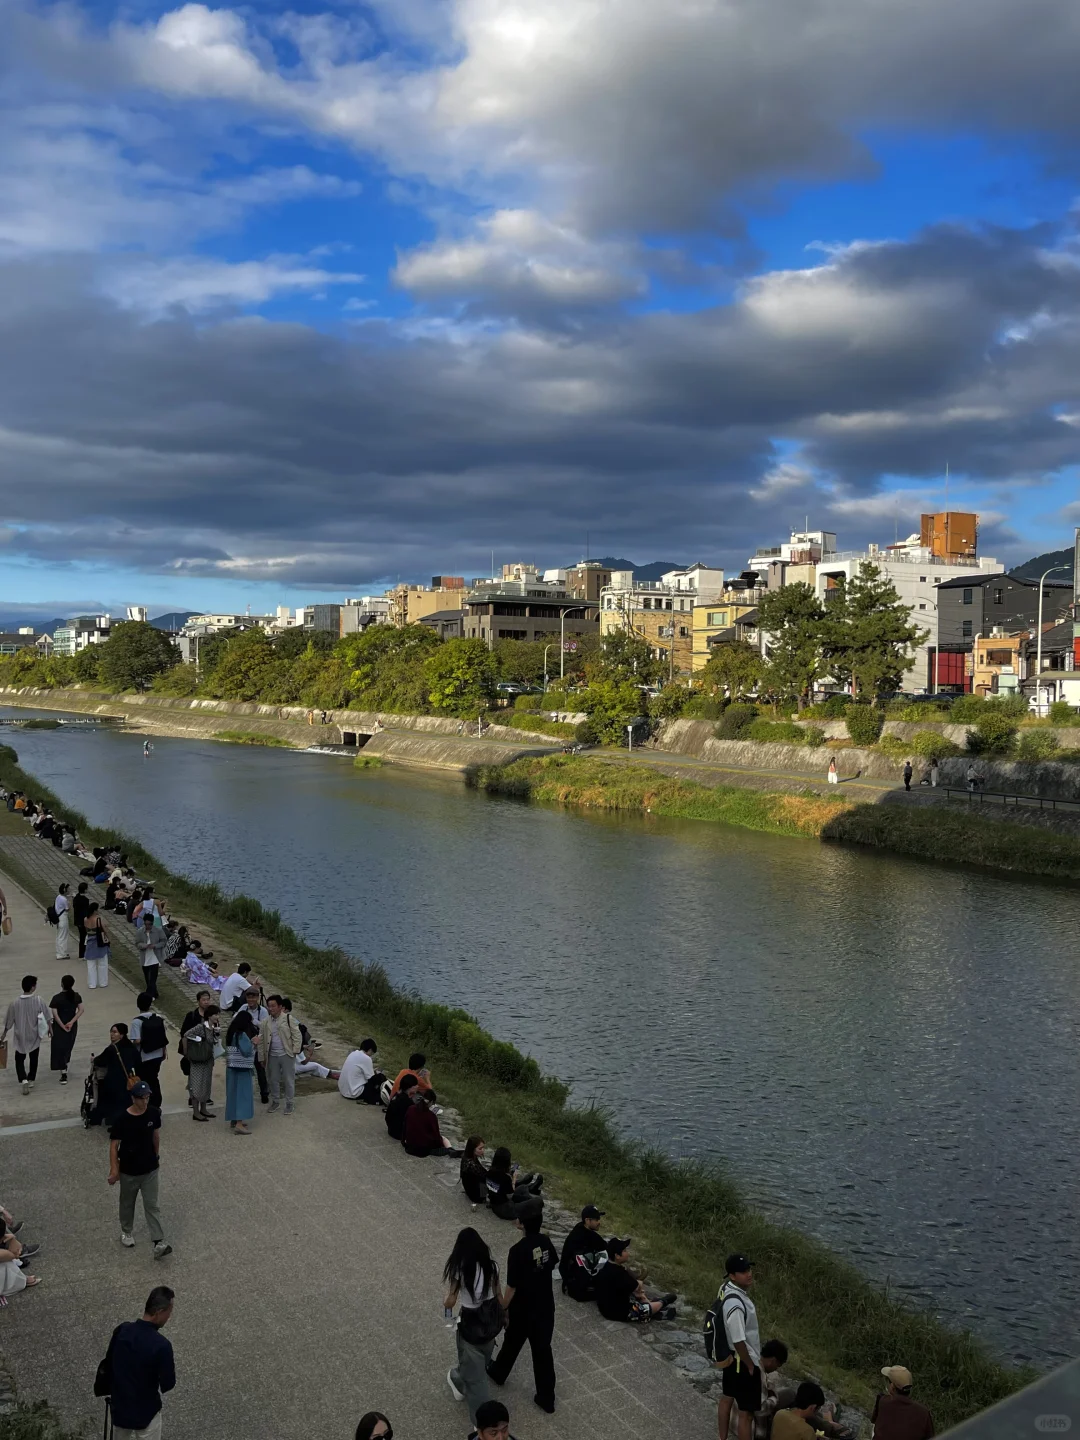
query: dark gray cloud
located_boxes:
[0,218,1078,582]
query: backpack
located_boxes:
[703,1284,747,1366]
[45,904,59,926]
[94,1325,121,1396]
[139,1014,167,1054]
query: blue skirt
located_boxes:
[225,1065,254,1122]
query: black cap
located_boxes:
[606,1236,631,1258]
[581,1205,606,1221]
[725,1253,753,1275]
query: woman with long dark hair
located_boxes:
[49,974,83,1085]
[89,1022,141,1126]
[460,1136,489,1205]
[487,1147,543,1220]
[83,902,110,990]
[225,1008,257,1134]
[443,1226,504,1426]
[354,1413,391,1440]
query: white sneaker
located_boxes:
[447,1369,464,1402]
[120,1233,135,1248]
[21,1080,29,1095]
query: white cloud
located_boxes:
[99,256,365,312]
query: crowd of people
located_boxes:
[0,826,939,1440]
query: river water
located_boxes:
[3,714,1076,1366]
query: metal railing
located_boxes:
[941,785,1080,813]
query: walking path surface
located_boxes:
[0,848,715,1440]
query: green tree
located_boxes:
[699,639,763,699]
[151,662,199,697]
[204,628,283,701]
[424,638,498,715]
[824,563,927,699]
[580,678,645,743]
[340,624,442,712]
[757,583,826,710]
[96,622,179,692]
[494,639,547,686]
[272,627,338,661]
[587,630,663,685]
[71,646,102,684]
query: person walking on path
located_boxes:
[444,1227,504,1427]
[929,758,940,789]
[53,883,71,960]
[101,1285,176,1440]
[257,994,301,1115]
[224,1009,257,1134]
[108,1080,172,1257]
[827,757,838,785]
[136,914,166,1002]
[84,903,111,989]
[236,988,270,1103]
[73,881,91,959]
[2,975,52,1095]
[715,1255,761,1440]
[130,995,168,1110]
[486,1200,559,1413]
[180,1005,219,1122]
[902,760,913,792]
[871,1366,934,1440]
[0,881,8,946]
[49,974,83,1085]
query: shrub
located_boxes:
[1049,700,1078,725]
[502,712,578,740]
[952,693,1027,723]
[715,703,757,739]
[682,695,723,719]
[514,693,542,711]
[804,693,851,719]
[745,719,806,744]
[803,725,826,748]
[1016,729,1061,762]
[845,704,884,746]
[649,684,688,719]
[968,710,1019,756]
[879,732,962,761]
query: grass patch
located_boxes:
[212,730,296,747]
[354,753,384,769]
[500,711,580,740]
[0,743,1036,1428]
[0,1401,85,1440]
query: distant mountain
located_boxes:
[0,614,64,635]
[587,556,685,583]
[1011,548,1074,583]
[149,611,198,632]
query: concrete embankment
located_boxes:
[0,686,559,772]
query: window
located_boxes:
[993,588,1003,605]
[642,597,651,609]
[498,629,527,640]
[707,611,729,626]
[919,576,926,583]
[962,620,973,638]
[962,588,973,604]
[679,626,688,638]
[918,603,926,610]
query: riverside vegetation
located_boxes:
[0,743,1034,1429]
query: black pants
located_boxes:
[140,1058,163,1109]
[359,1071,387,1105]
[255,1057,269,1103]
[489,1305,555,1408]
[142,964,159,1000]
[15,1049,40,1083]
[77,924,87,959]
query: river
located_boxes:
[3,714,1076,1366]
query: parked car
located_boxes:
[496,681,526,695]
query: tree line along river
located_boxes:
[2,710,1076,1368]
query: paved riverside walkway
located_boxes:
[0,850,715,1440]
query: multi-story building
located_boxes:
[417,610,466,641]
[386,579,467,627]
[463,579,599,649]
[934,573,1071,692]
[692,596,764,671]
[566,562,614,603]
[0,628,51,656]
[748,530,837,590]
[600,565,725,677]
[340,597,391,635]
[52,614,111,656]
[971,631,1024,696]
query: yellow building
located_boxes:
[971,632,1023,696]
[386,583,466,627]
[692,601,760,672]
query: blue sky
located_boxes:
[1,0,1079,617]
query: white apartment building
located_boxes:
[52,615,111,656]
[815,536,1004,691]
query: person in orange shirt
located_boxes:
[390,1050,432,1097]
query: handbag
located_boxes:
[113,1044,139,1091]
[458,1296,505,1346]
[0,1041,7,1069]
[1,914,11,936]
[37,1009,49,1041]
[183,1027,213,1064]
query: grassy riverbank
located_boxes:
[213,730,297,747]
[473,753,1080,880]
[0,744,1033,1428]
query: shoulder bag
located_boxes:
[113,1043,139,1091]
[37,1007,49,1041]
[458,1296,505,1346]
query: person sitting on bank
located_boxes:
[219,962,258,1013]
[384,1072,418,1140]
[771,1383,827,1440]
[560,1204,609,1301]
[486,1148,543,1220]
[402,1088,461,1156]
[337,1038,386,1104]
[460,1136,490,1204]
[390,1050,433,1097]
[594,1237,674,1322]
[872,1367,934,1440]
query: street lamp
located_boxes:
[1035,564,1068,716]
[542,642,554,693]
[559,605,587,679]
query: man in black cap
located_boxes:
[487,1198,559,1413]
[716,1254,760,1440]
[108,1081,172,1259]
[595,1237,674,1322]
[560,1204,609,1302]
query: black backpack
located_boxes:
[45,904,59,926]
[139,1014,167,1054]
[703,1284,746,1365]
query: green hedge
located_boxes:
[845,704,884,746]
[744,719,825,747]
[513,694,542,711]
[878,733,963,760]
[715,702,757,738]
[501,712,578,739]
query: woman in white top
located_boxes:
[827,756,839,785]
[54,884,71,961]
[443,1227,504,1427]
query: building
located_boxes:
[813,519,1004,690]
[0,629,50,656]
[500,563,541,583]
[386,582,468,627]
[309,604,341,635]
[692,599,762,671]
[934,573,1072,692]
[52,614,111,656]
[566,562,614,603]
[971,631,1024,696]
[1021,618,1080,710]
[920,511,978,561]
[125,605,149,623]
[417,610,465,641]
[463,578,599,649]
[340,597,391,634]
[748,530,837,590]
[601,565,725,677]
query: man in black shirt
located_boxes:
[594,1237,670,1322]
[486,1199,558,1413]
[104,1284,176,1438]
[108,1081,172,1259]
[384,1072,418,1141]
[560,1204,608,1301]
